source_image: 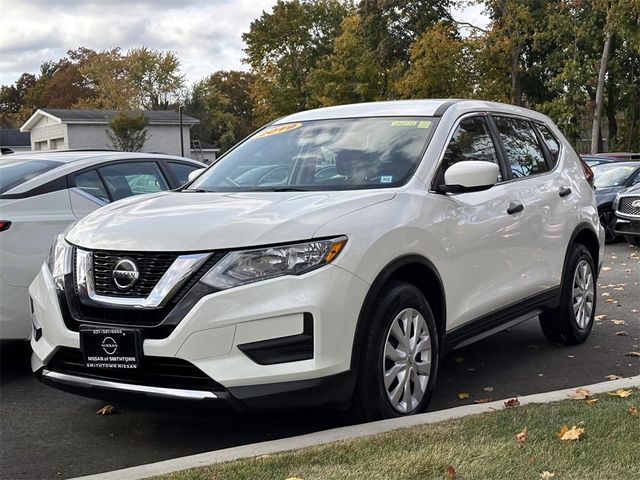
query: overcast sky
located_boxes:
[0,0,489,87]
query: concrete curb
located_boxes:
[72,375,640,480]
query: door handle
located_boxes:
[507,202,524,215]
[559,186,572,197]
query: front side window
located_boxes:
[494,116,549,178]
[188,117,437,192]
[74,170,109,203]
[98,162,169,201]
[0,159,62,194]
[440,116,502,181]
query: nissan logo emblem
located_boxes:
[112,258,139,290]
[101,336,118,355]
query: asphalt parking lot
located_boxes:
[1,242,638,480]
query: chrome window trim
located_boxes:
[75,248,210,308]
[69,186,108,207]
[41,370,218,400]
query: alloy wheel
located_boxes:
[572,259,594,329]
[382,308,432,413]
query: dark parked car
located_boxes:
[595,152,640,161]
[614,183,640,246]
[592,162,640,243]
[581,154,617,167]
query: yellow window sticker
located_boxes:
[391,120,418,127]
[418,120,432,129]
[254,123,302,139]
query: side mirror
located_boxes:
[438,161,499,194]
[187,168,206,183]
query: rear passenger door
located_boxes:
[491,115,570,295]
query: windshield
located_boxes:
[188,117,437,192]
[592,164,638,188]
[0,159,63,194]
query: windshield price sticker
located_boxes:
[255,122,302,138]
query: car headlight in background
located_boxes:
[200,236,347,290]
[47,234,72,288]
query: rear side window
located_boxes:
[98,162,169,201]
[74,170,109,203]
[0,159,62,194]
[441,116,502,181]
[168,162,199,186]
[536,123,560,166]
[494,116,549,178]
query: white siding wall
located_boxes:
[29,117,68,150]
[67,124,110,150]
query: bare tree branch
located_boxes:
[451,20,489,33]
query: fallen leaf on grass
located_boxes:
[595,314,607,320]
[569,388,590,400]
[515,426,528,445]
[586,398,599,405]
[504,397,520,408]
[611,319,626,325]
[628,406,640,417]
[625,351,640,357]
[482,386,494,392]
[96,405,116,416]
[608,389,632,398]
[606,374,623,380]
[540,471,556,479]
[458,392,470,399]
[558,425,585,441]
[474,398,493,404]
[615,331,628,336]
[446,465,457,478]
[285,477,304,480]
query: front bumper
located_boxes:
[29,262,369,409]
[614,216,640,237]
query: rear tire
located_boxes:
[539,243,596,345]
[350,281,438,422]
[624,235,640,246]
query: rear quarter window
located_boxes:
[0,159,63,194]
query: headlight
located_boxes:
[47,234,72,287]
[200,236,347,290]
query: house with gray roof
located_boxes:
[0,128,31,154]
[20,108,200,158]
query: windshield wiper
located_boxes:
[268,187,311,192]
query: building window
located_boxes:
[34,140,48,151]
[50,137,65,150]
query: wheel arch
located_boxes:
[350,255,446,369]
[564,222,601,280]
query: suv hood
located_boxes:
[66,190,395,251]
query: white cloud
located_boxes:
[0,0,488,87]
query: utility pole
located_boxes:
[179,105,184,157]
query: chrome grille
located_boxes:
[619,196,640,216]
[93,251,178,297]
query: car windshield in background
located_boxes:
[188,117,437,192]
[592,164,638,188]
[0,159,63,194]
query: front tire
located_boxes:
[598,207,618,244]
[350,281,438,422]
[539,243,596,345]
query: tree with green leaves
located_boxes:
[127,47,185,109]
[107,112,149,151]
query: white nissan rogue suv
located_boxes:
[30,100,604,421]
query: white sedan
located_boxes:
[0,151,204,340]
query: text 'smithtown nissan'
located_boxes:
[30,100,604,420]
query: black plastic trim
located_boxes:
[0,175,68,199]
[433,100,462,117]
[238,313,313,365]
[441,286,561,352]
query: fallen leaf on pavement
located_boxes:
[569,388,590,400]
[608,389,632,398]
[628,406,640,417]
[466,368,476,372]
[586,398,599,405]
[611,319,626,325]
[482,386,494,392]
[594,314,607,320]
[558,425,585,441]
[453,357,464,363]
[615,331,628,336]
[446,465,457,478]
[606,298,617,303]
[631,309,639,313]
[601,292,611,296]
[515,426,528,445]
[540,471,556,479]
[504,397,520,408]
[606,374,623,380]
[474,398,493,404]
[96,405,116,416]
[602,266,611,271]
[625,352,640,357]
[458,392,469,399]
